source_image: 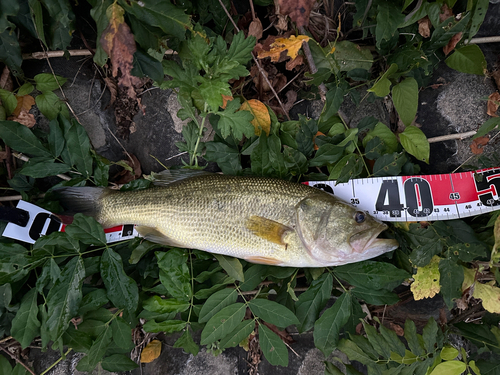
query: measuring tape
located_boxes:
[2,167,500,244]
[305,166,500,222]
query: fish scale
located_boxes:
[57,173,398,267]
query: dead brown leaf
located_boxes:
[104,77,118,107]
[283,90,297,114]
[221,94,234,109]
[12,95,35,117]
[140,340,161,363]
[439,3,454,22]
[285,54,305,70]
[278,0,316,27]
[443,32,462,56]
[470,136,489,154]
[492,69,500,89]
[0,66,13,91]
[389,322,405,336]
[113,153,142,184]
[418,17,431,38]
[100,3,142,103]
[487,91,500,117]
[248,18,263,41]
[8,110,36,128]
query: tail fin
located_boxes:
[54,187,106,218]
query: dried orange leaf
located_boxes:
[222,94,234,109]
[418,17,431,38]
[8,110,36,128]
[278,0,316,27]
[141,340,162,363]
[443,32,462,56]
[286,55,304,71]
[100,3,141,100]
[12,95,35,117]
[240,99,271,136]
[313,131,325,150]
[487,91,500,117]
[257,35,310,62]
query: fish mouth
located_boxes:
[349,226,399,255]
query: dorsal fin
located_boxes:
[151,169,213,186]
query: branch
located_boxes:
[427,130,477,143]
[0,345,36,375]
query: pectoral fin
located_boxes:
[245,256,283,265]
[135,226,183,247]
[246,215,292,246]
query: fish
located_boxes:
[56,171,399,267]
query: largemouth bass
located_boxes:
[57,172,398,267]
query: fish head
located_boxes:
[296,194,399,266]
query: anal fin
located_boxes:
[135,226,183,247]
[246,215,292,246]
[245,256,283,265]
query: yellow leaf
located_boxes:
[257,35,310,62]
[140,340,162,363]
[13,95,35,117]
[410,255,441,300]
[462,268,500,313]
[221,94,233,109]
[239,99,271,136]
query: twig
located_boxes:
[248,0,256,20]
[216,0,291,120]
[299,26,327,102]
[12,153,72,181]
[427,130,477,143]
[466,36,500,44]
[0,345,36,375]
[0,195,23,202]
[22,49,177,60]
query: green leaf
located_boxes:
[132,49,164,82]
[337,338,377,367]
[143,319,187,333]
[392,78,418,127]
[48,119,65,158]
[259,324,288,366]
[332,41,373,73]
[173,328,199,356]
[295,273,333,333]
[440,346,459,361]
[334,261,409,291]
[314,292,352,357]
[34,73,67,93]
[367,64,398,97]
[226,31,255,65]
[156,250,192,301]
[214,254,244,282]
[204,142,242,175]
[111,317,132,349]
[0,120,52,158]
[375,1,404,48]
[65,213,106,246]
[78,289,109,316]
[77,325,113,372]
[328,153,363,183]
[199,288,238,323]
[322,86,345,122]
[248,299,299,329]
[143,296,190,314]
[0,89,17,115]
[11,364,29,375]
[240,264,267,292]
[199,79,231,112]
[35,91,68,120]
[351,286,399,305]
[0,355,11,375]
[445,44,486,75]
[438,258,463,310]
[399,125,429,163]
[429,360,466,375]
[101,354,139,372]
[296,116,317,158]
[46,257,85,342]
[219,319,255,349]
[473,117,500,139]
[11,289,40,349]
[101,248,139,312]
[309,144,344,167]
[0,31,23,76]
[362,322,391,358]
[216,99,254,140]
[468,0,489,40]
[379,324,406,356]
[422,318,439,353]
[120,0,191,41]
[89,0,113,66]
[200,303,246,345]
[362,122,399,153]
[404,319,424,356]
[59,116,93,177]
[19,159,71,178]
[373,152,408,177]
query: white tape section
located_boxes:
[305,166,500,222]
[2,167,500,244]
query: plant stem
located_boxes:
[190,103,208,166]
[39,347,73,375]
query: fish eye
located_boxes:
[354,211,365,224]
